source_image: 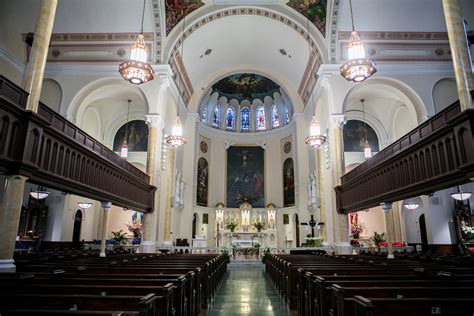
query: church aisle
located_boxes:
[205,262,291,316]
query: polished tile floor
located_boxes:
[205,262,291,316]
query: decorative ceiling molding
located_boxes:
[338,31,452,63]
[169,50,194,105]
[328,0,341,64]
[50,33,154,41]
[167,6,324,107]
[151,0,164,64]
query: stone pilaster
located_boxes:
[24,0,58,112]
[331,114,349,245]
[0,175,28,272]
[163,148,175,242]
[140,114,163,253]
[381,202,395,259]
[442,0,473,110]
[99,201,112,257]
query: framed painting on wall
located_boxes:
[226,146,265,207]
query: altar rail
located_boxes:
[335,95,474,213]
[0,76,156,211]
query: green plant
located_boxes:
[111,230,128,249]
[225,220,238,232]
[305,237,323,247]
[371,232,386,246]
[252,221,265,232]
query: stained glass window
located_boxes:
[256,106,266,131]
[225,107,235,130]
[271,104,279,128]
[212,106,220,128]
[285,107,290,124]
[201,107,208,123]
[240,107,250,131]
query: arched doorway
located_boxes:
[294,214,300,248]
[192,213,198,239]
[419,214,428,252]
[72,210,83,248]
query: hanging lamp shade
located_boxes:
[30,188,49,200]
[364,140,372,159]
[166,117,187,148]
[119,34,155,85]
[451,186,472,201]
[78,202,93,209]
[305,116,327,149]
[340,31,377,82]
[404,202,420,210]
[120,142,128,158]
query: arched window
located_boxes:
[240,107,250,131]
[212,106,220,128]
[271,104,279,128]
[256,106,266,131]
[201,107,208,123]
[225,107,235,130]
[285,107,290,124]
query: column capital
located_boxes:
[331,114,346,128]
[145,114,163,128]
[292,112,305,121]
[380,202,393,212]
[100,201,112,210]
[158,74,171,89]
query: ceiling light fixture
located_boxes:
[119,0,154,84]
[404,198,420,210]
[361,99,372,159]
[166,14,187,148]
[304,11,326,149]
[78,202,93,209]
[30,186,49,200]
[451,186,472,201]
[121,99,132,159]
[340,0,377,82]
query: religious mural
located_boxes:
[226,146,265,208]
[165,0,204,35]
[196,157,209,206]
[212,73,280,102]
[287,0,328,36]
[113,120,149,152]
[283,158,295,207]
[343,120,380,152]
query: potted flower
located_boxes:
[111,230,128,250]
[253,221,265,232]
[225,220,238,233]
[305,237,324,247]
[126,221,142,244]
[371,231,386,248]
[350,222,365,239]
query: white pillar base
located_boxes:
[335,242,352,255]
[387,254,395,259]
[99,252,106,257]
[0,259,16,273]
[140,241,157,253]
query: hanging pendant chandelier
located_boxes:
[30,186,49,200]
[303,10,326,149]
[404,198,420,210]
[305,116,327,148]
[121,99,132,159]
[361,99,372,159]
[166,14,188,149]
[166,117,187,148]
[340,0,376,82]
[119,0,154,85]
[451,186,472,201]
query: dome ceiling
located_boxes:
[211,73,280,102]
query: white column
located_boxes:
[381,202,395,259]
[0,175,28,272]
[99,201,112,257]
[140,114,164,253]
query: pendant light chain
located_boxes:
[140,0,146,34]
[349,0,355,32]
[361,99,368,143]
[125,99,131,144]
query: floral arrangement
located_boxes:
[305,237,323,247]
[126,221,142,237]
[370,231,386,247]
[350,222,365,237]
[462,224,474,241]
[350,239,362,247]
[225,220,238,232]
[252,221,265,232]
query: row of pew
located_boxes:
[0,250,228,315]
[265,252,474,315]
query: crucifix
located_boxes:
[308,215,317,237]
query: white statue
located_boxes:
[308,170,318,208]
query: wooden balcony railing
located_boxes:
[335,95,474,214]
[0,76,156,212]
